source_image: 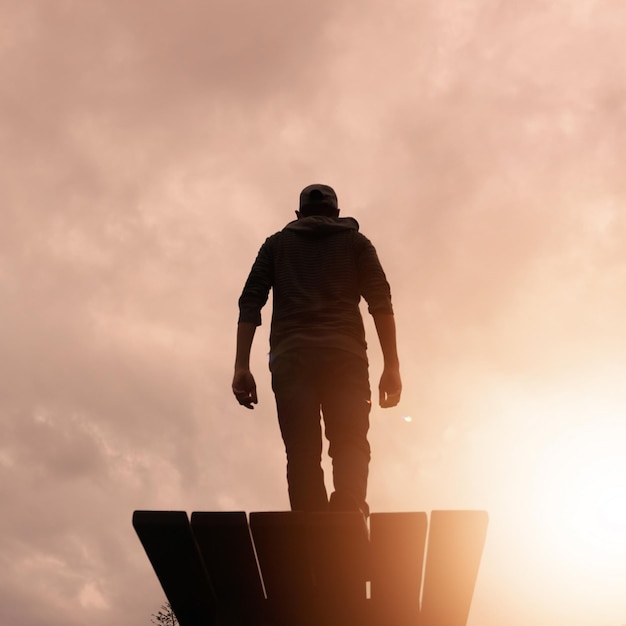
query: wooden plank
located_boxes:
[190,511,266,626]
[369,512,428,626]
[249,512,316,626]
[419,510,489,626]
[306,512,370,626]
[132,510,217,626]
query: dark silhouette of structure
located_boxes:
[133,509,488,626]
[136,188,488,625]
[232,184,401,517]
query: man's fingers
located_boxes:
[379,389,401,408]
[233,387,257,409]
[235,394,256,409]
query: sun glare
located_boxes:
[531,414,626,577]
[479,384,626,624]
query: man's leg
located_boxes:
[271,350,329,512]
[320,351,371,517]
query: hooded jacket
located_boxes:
[238,216,393,360]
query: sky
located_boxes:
[1,0,626,625]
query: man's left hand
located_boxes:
[232,368,258,409]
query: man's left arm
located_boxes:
[233,322,258,409]
[233,239,273,409]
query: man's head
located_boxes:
[297,184,340,218]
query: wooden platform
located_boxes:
[133,510,488,626]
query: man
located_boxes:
[232,184,401,517]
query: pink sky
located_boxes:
[2,1,625,625]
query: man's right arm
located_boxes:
[357,235,402,408]
[373,313,402,408]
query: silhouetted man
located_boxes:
[233,184,401,517]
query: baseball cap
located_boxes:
[299,184,338,212]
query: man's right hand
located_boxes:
[379,365,402,408]
[232,368,258,409]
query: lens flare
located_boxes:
[532,416,626,574]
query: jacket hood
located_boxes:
[283,216,360,236]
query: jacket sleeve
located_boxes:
[238,237,274,326]
[356,234,394,315]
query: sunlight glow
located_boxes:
[531,415,626,576]
[478,383,626,626]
